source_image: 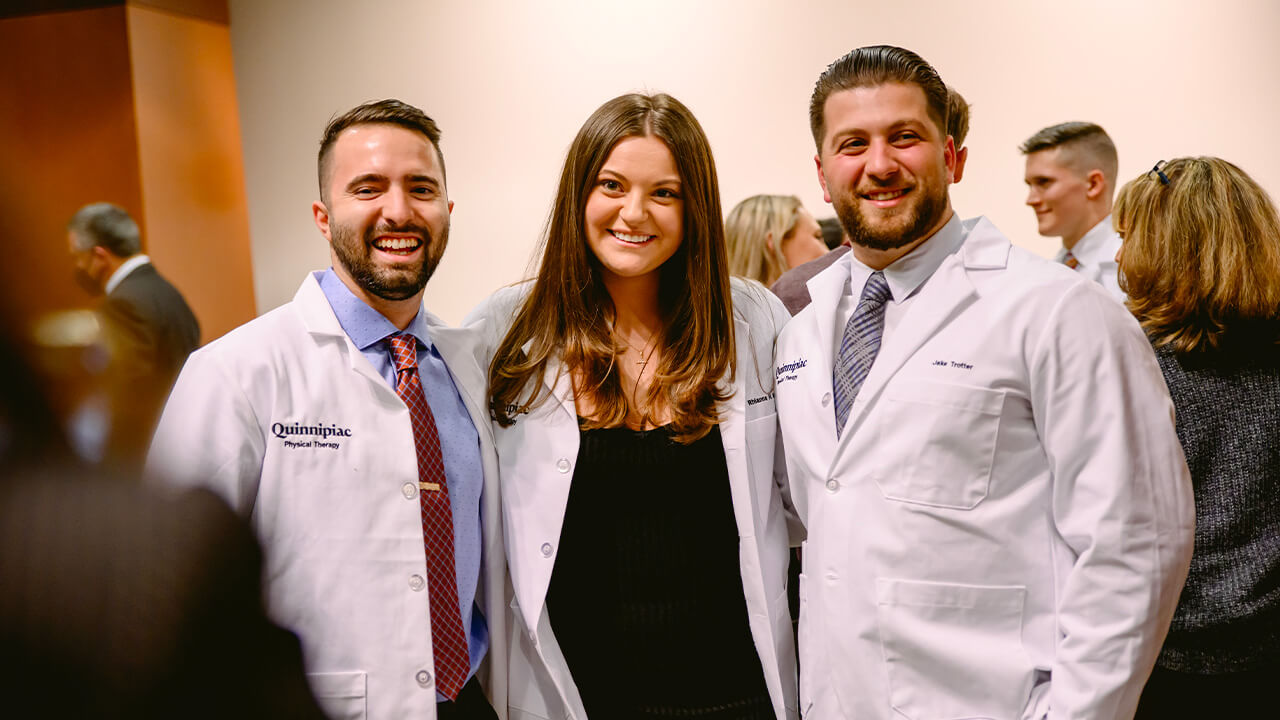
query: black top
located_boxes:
[1154,344,1280,674]
[546,423,774,719]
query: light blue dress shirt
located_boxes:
[317,269,487,699]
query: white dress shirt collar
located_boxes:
[105,254,151,295]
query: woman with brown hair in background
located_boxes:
[1114,157,1280,717]
[467,92,797,719]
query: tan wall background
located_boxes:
[128,3,255,343]
[227,0,1280,324]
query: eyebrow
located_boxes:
[344,172,441,192]
[598,168,682,187]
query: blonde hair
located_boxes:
[1114,156,1280,353]
[725,194,803,286]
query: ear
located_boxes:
[90,245,113,263]
[953,147,969,184]
[313,200,332,241]
[765,232,775,253]
[943,135,957,184]
[447,199,455,215]
[1085,170,1107,200]
[816,154,832,204]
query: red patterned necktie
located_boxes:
[388,333,469,700]
[1063,250,1080,269]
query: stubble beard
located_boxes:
[833,175,948,252]
[329,220,447,301]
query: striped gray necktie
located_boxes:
[833,271,892,437]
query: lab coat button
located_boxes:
[825,478,839,493]
[821,392,832,407]
[408,574,425,592]
[415,670,432,687]
[401,482,417,499]
[556,458,571,473]
[540,542,554,558]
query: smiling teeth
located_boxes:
[374,237,420,250]
[612,231,652,244]
[868,190,906,201]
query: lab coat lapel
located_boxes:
[293,274,391,394]
[796,258,849,458]
[428,322,491,433]
[515,342,577,634]
[805,255,851,381]
[835,244,977,453]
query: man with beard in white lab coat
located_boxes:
[147,100,506,720]
[775,45,1194,720]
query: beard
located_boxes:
[832,170,949,252]
[329,219,447,301]
[73,266,104,297]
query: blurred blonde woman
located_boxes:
[1114,157,1280,718]
[725,195,827,285]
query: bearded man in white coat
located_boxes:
[775,46,1194,720]
[147,100,506,720]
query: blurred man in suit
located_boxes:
[67,202,200,468]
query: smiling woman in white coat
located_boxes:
[466,93,798,720]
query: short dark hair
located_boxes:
[1019,121,1117,187]
[946,86,971,148]
[66,203,140,257]
[809,45,949,150]
[317,99,445,201]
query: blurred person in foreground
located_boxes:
[726,194,828,286]
[0,313,324,719]
[770,84,971,315]
[66,202,200,468]
[1114,157,1280,718]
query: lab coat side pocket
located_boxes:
[306,670,367,720]
[875,579,1034,720]
[871,381,1005,509]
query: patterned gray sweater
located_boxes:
[1154,344,1280,673]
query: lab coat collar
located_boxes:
[314,268,436,353]
[832,215,1010,453]
[520,337,576,422]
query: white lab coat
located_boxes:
[465,278,800,720]
[775,217,1194,720]
[147,274,508,720]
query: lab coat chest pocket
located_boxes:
[876,579,1034,720]
[870,380,1005,509]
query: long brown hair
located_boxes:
[1114,156,1280,353]
[488,93,734,442]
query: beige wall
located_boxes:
[229,0,1280,324]
[128,3,256,343]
